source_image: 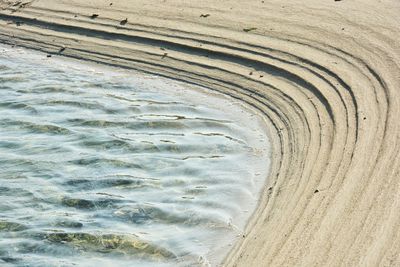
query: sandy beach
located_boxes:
[1,0,400,266]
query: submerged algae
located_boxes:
[45,232,176,260]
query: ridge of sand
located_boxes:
[1,1,400,266]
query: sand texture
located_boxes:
[1,0,400,266]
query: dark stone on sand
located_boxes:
[120,18,128,25]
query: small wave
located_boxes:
[0,101,38,114]
[0,119,71,135]
[60,196,123,210]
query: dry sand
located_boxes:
[1,0,400,266]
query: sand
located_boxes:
[1,0,400,266]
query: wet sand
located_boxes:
[1,0,400,266]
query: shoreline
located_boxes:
[1,0,400,266]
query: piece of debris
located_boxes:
[334,0,342,1]
[20,2,29,8]
[243,27,257,32]
[314,189,319,193]
[120,18,128,25]
[58,46,66,53]
[9,1,29,13]
[249,71,253,75]
[200,13,210,18]
[47,54,52,58]
[161,53,168,59]
[260,75,264,78]
[109,2,113,6]
[90,14,99,19]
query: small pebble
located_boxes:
[120,18,128,25]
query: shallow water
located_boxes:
[0,45,270,267]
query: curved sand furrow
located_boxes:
[1,0,400,266]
